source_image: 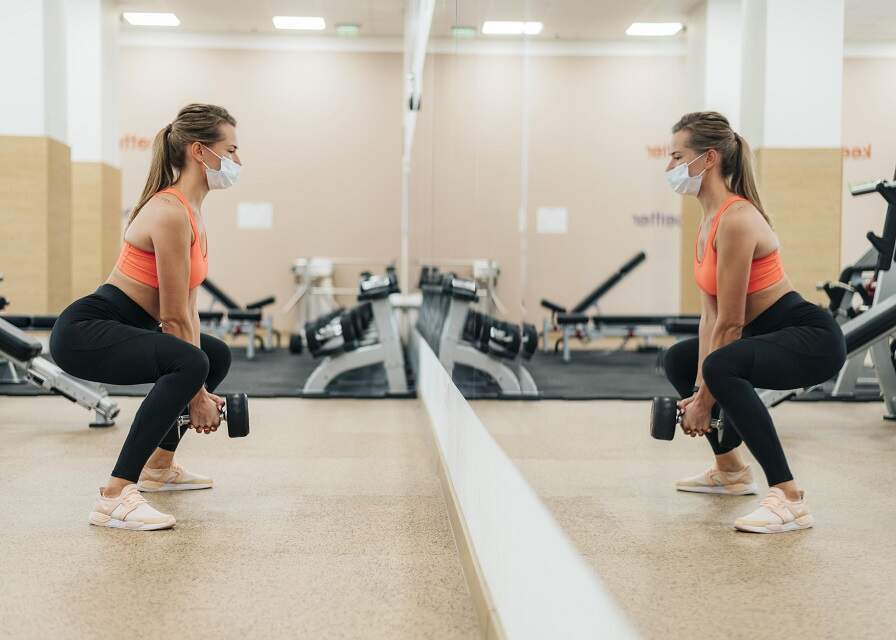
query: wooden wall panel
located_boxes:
[0,136,71,313]
[756,148,842,304]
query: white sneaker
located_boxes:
[676,465,758,495]
[137,460,213,492]
[734,487,814,534]
[88,484,175,531]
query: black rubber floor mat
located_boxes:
[0,348,416,399]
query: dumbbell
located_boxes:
[650,396,725,441]
[176,393,249,438]
[520,323,538,360]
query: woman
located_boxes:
[662,111,846,534]
[51,104,241,531]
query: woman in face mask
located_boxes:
[661,111,846,534]
[50,104,241,531]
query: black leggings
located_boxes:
[50,284,232,482]
[663,291,846,486]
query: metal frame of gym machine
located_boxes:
[303,275,409,395]
[0,317,120,427]
[761,178,896,419]
[437,278,538,396]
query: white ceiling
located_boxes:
[116,0,896,42]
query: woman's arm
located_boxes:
[153,204,194,342]
[695,291,718,390]
[188,286,202,348]
[694,203,756,407]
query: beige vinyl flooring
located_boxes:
[0,397,479,640]
[475,398,896,640]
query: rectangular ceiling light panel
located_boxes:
[625,22,683,36]
[482,21,543,36]
[273,16,326,30]
[122,12,180,27]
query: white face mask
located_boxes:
[202,145,240,190]
[665,152,706,196]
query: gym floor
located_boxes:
[475,400,896,639]
[0,397,478,639]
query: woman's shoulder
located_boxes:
[141,191,189,224]
[136,191,192,240]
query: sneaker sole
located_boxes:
[677,482,759,496]
[735,515,814,534]
[137,481,213,492]
[89,511,175,531]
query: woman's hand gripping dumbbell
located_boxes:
[177,393,250,438]
[650,395,725,441]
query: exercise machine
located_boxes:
[199,279,279,360]
[761,178,896,419]
[0,316,119,427]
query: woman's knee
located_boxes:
[701,350,732,393]
[663,339,697,379]
[175,345,211,385]
[201,334,232,375]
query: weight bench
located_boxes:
[0,316,119,427]
[200,279,279,359]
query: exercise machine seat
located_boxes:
[556,312,589,325]
[0,316,42,362]
[664,318,700,334]
[227,309,263,322]
[540,299,567,314]
[246,296,275,309]
[844,301,896,355]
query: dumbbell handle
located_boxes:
[176,408,225,429]
[678,412,725,438]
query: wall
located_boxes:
[119,47,403,331]
[841,57,896,265]
[118,45,896,331]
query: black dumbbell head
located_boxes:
[650,396,678,441]
[225,393,250,438]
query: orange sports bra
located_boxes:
[694,195,784,296]
[116,188,208,289]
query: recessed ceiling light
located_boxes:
[451,26,477,39]
[122,12,180,27]
[336,23,361,36]
[481,21,543,36]
[625,22,683,37]
[272,16,326,31]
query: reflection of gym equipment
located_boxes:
[176,392,249,438]
[540,252,699,362]
[761,177,896,419]
[199,279,279,360]
[417,268,537,396]
[303,269,408,395]
[416,259,505,316]
[0,316,120,427]
[283,257,397,350]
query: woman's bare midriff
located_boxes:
[106,269,162,322]
[742,276,795,325]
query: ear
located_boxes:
[189,141,205,163]
[704,148,720,170]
